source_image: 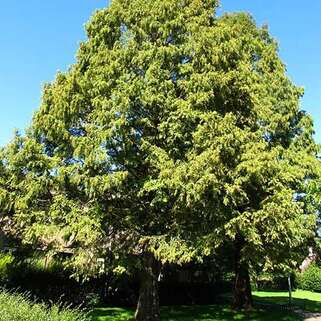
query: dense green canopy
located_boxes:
[0,0,319,317]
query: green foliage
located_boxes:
[0,251,68,281]
[0,0,318,289]
[297,264,321,292]
[0,253,14,282]
[0,290,88,321]
[0,252,93,306]
[253,272,295,291]
[0,0,228,276]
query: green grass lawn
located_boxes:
[90,305,300,321]
[90,290,321,321]
[253,289,321,313]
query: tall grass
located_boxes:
[0,290,89,321]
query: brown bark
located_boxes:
[135,253,160,321]
[232,236,253,310]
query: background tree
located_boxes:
[151,12,319,309]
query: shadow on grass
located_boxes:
[90,307,135,321]
[253,295,321,313]
[90,305,301,321]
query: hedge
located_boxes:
[297,264,321,292]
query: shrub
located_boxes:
[0,253,14,283]
[0,252,92,306]
[0,290,88,321]
[297,264,321,292]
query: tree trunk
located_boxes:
[135,253,160,321]
[232,236,253,310]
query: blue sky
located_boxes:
[0,0,320,146]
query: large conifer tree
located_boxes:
[0,0,318,317]
[151,11,319,309]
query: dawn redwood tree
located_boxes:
[0,0,319,316]
[2,1,220,320]
[148,12,319,309]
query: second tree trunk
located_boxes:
[232,236,253,310]
[135,253,160,321]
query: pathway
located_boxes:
[295,310,321,321]
[304,315,321,321]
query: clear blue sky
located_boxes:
[0,0,320,146]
